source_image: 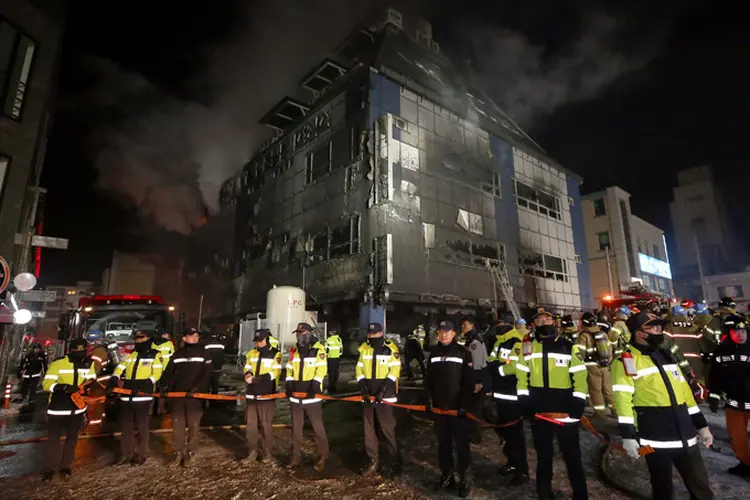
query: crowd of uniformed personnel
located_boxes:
[32,296,750,499]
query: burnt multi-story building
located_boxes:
[218,9,593,332]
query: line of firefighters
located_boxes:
[20,296,750,499]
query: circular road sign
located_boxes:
[0,256,9,294]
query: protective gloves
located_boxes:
[623,439,640,460]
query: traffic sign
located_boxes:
[13,234,69,249]
[0,256,9,294]
[17,290,57,302]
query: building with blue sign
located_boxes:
[215,9,593,333]
[582,186,674,308]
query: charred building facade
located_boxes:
[218,10,593,333]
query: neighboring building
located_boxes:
[583,186,673,308]
[699,271,750,313]
[0,0,64,272]
[669,165,739,298]
[101,251,184,306]
[215,9,593,333]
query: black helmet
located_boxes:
[561,315,575,329]
[719,297,736,309]
[581,312,597,327]
[722,315,746,334]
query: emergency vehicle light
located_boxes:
[602,295,613,302]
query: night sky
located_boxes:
[39,0,748,285]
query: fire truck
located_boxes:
[57,295,177,358]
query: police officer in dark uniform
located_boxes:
[161,328,213,467]
[427,319,474,498]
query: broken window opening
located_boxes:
[518,250,568,282]
[481,171,501,197]
[457,209,483,236]
[305,140,332,184]
[513,180,561,220]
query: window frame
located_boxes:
[592,197,606,217]
[0,18,38,122]
[0,153,10,208]
[512,179,561,220]
[597,231,610,251]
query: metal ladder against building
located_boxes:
[486,259,522,320]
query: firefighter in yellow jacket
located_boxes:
[40,338,97,480]
[612,312,713,500]
[356,322,401,476]
[243,329,282,463]
[285,323,328,471]
[110,329,165,466]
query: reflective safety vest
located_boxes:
[113,349,165,402]
[244,347,282,399]
[152,339,174,364]
[516,337,588,422]
[610,320,630,356]
[325,334,343,359]
[355,340,400,402]
[487,329,524,402]
[268,335,280,350]
[42,357,96,416]
[611,343,706,450]
[285,342,327,403]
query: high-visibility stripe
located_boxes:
[493,393,518,401]
[517,389,530,396]
[430,357,463,364]
[516,364,530,373]
[640,437,697,449]
[618,416,635,424]
[573,391,587,400]
[569,365,586,373]
[173,357,205,363]
[205,344,225,350]
[289,397,321,404]
[613,384,635,393]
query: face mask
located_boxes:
[496,325,512,335]
[135,341,150,353]
[730,329,747,345]
[368,336,385,349]
[535,325,557,339]
[68,350,86,362]
[297,334,311,348]
[647,333,665,346]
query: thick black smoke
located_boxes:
[73,1,665,234]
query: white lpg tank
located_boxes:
[266,286,306,347]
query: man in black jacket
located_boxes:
[18,342,47,403]
[427,319,475,498]
[204,334,226,396]
[160,328,212,467]
[461,316,490,444]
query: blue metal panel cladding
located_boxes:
[369,72,401,123]
[491,136,521,282]
[568,176,594,309]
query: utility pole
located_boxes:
[693,232,708,302]
[197,294,204,329]
[605,246,614,296]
